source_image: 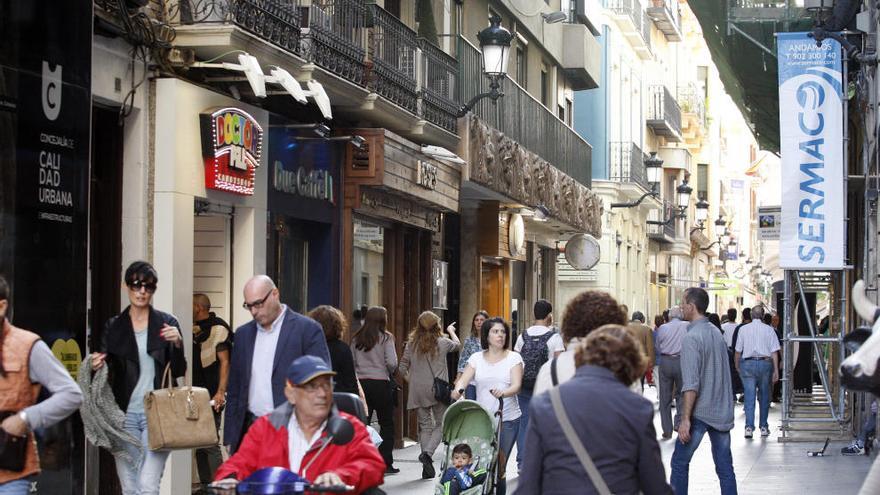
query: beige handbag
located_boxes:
[144,364,218,451]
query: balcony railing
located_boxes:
[420,39,459,133]
[677,83,707,133]
[368,5,418,114]
[456,36,592,187]
[647,200,677,240]
[646,0,681,41]
[303,0,368,86]
[164,0,304,55]
[647,85,682,141]
[605,0,651,56]
[608,142,650,192]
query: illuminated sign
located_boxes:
[199,107,264,195]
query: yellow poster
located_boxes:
[50,339,82,380]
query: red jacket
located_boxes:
[215,404,385,493]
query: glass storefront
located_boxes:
[352,217,385,310]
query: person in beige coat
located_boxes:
[399,311,460,479]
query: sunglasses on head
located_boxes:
[128,280,157,293]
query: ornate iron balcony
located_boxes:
[608,142,650,192]
[303,0,368,86]
[368,5,418,114]
[647,85,682,142]
[419,39,458,134]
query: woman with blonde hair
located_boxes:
[350,306,399,473]
[399,311,461,479]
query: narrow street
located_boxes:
[381,387,874,494]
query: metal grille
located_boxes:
[165,0,303,55]
[304,0,367,86]
[647,84,682,137]
[419,38,458,133]
[368,5,418,113]
[647,200,676,239]
[456,36,592,188]
[608,141,649,192]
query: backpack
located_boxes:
[521,330,556,391]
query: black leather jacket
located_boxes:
[99,306,187,412]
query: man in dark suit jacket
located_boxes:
[223,275,330,452]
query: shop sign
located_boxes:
[50,338,82,380]
[273,161,335,204]
[758,206,781,240]
[200,107,264,195]
[416,160,437,190]
[777,32,845,269]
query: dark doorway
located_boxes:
[89,105,124,495]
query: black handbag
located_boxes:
[427,360,452,405]
[0,412,28,472]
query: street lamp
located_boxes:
[721,229,731,247]
[611,152,663,209]
[458,15,513,117]
[676,179,692,211]
[688,199,710,235]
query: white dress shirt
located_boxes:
[721,322,738,348]
[734,320,781,359]
[248,305,288,416]
[288,412,327,477]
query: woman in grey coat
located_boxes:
[399,311,460,480]
[516,325,672,495]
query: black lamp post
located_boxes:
[458,16,513,117]
[611,152,663,209]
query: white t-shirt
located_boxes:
[721,322,738,348]
[467,351,524,422]
[514,325,565,356]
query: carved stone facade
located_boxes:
[467,115,603,238]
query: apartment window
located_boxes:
[541,66,550,107]
[516,47,526,88]
[558,104,565,122]
[565,98,573,126]
[697,163,709,200]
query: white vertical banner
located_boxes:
[777,32,845,269]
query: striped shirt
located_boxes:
[655,318,689,356]
[681,318,734,431]
[734,321,781,359]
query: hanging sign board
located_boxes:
[758,206,781,240]
[199,107,264,195]
[777,32,845,269]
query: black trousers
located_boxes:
[195,410,223,487]
[360,378,395,467]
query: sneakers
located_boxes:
[744,427,754,439]
[760,426,771,437]
[841,442,865,456]
[419,452,436,479]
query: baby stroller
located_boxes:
[434,399,503,495]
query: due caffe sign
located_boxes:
[273,161,335,204]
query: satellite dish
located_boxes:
[565,234,601,270]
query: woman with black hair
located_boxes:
[90,261,186,495]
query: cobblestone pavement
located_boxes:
[379,387,875,494]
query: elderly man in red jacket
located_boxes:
[214,355,385,493]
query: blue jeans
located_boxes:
[465,384,477,401]
[115,411,171,495]
[515,390,531,467]
[0,478,31,495]
[740,359,773,429]
[496,417,520,495]
[670,417,737,495]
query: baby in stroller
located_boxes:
[440,444,488,495]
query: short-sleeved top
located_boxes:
[513,325,565,356]
[467,351,523,422]
[720,322,738,348]
[735,321,781,359]
[192,313,233,397]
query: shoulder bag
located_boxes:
[144,364,218,450]
[549,387,611,495]
[426,356,452,405]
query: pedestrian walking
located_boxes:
[626,311,656,392]
[351,306,399,474]
[399,311,461,479]
[456,311,488,401]
[452,317,522,495]
[532,290,627,394]
[516,325,672,495]
[512,300,563,468]
[223,275,330,453]
[90,261,187,495]
[721,308,738,349]
[734,305,780,439]
[670,287,736,495]
[655,307,689,439]
[0,275,83,494]
[192,293,232,490]
[309,305,360,396]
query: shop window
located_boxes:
[277,234,309,314]
[353,218,385,309]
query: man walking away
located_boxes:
[721,309,738,349]
[729,308,751,401]
[734,305,779,439]
[513,299,563,468]
[0,275,83,494]
[192,294,233,490]
[671,287,736,495]
[626,311,656,393]
[655,307,689,439]
[224,275,330,453]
